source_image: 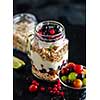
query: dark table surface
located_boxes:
[13,49,86,100]
[13,0,86,100]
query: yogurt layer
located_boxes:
[31,50,68,72]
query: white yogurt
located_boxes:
[31,50,68,72]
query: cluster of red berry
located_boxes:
[48,80,64,97]
[28,79,65,97]
[38,24,60,35]
[28,80,45,92]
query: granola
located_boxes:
[32,65,58,81]
[32,42,68,62]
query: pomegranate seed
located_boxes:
[57,79,60,84]
[54,84,57,87]
[60,92,65,97]
[53,87,58,91]
[56,91,60,95]
[36,82,39,86]
[50,90,53,94]
[57,86,61,90]
[32,80,37,84]
[57,84,61,88]
[48,87,52,91]
[32,80,39,86]
[53,91,56,94]
[40,86,45,92]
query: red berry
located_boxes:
[61,68,67,74]
[40,86,45,92]
[53,87,58,91]
[67,62,76,68]
[54,84,57,87]
[57,86,61,90]
[60,92,65,97]
[53,91,56,94]
[36,82,39,86]
[74,64,83,74]
[32,80,39,86]
[49,28,55,35]
[38,29,42,35]
[57,79,60,84]
[56,91,60,95]
[57,83,61,86]
[28,84,38,92]
[32,80,37,84]
[50,90,53,93]
[48,87,52,91]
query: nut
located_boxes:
[42,48,45,53]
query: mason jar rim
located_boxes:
[35,20,65,37]
[13,13,37,24]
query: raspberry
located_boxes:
[49,28,55,35]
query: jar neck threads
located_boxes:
[35,21,65,42]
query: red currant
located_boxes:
[53,87,58,91]
[50,90,53,94]
[53,91,56,94]
[48,87,52,91]
[28,84,38,92]
[40,86,45,92]
[57,86,61,90]
[60,92,65,97]
[57,79,60,84]
[32,80,39,86]
[54,84,57,88]
[56,91,60,95]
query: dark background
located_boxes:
[13,0,86,66]
[13,0,86,65]
[13,0,86,100]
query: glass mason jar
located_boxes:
[13,13,37,56]
[31,21,69,81]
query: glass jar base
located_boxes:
[31,65,58,82]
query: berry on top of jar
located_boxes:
[37,24,62,36]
